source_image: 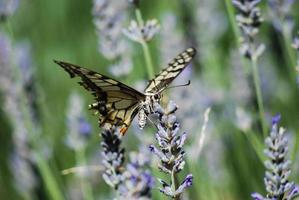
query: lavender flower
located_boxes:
[252,115,299,200]
[123,19,160,44]
[149,101,192,199]
[292,32,299,72]
[118,147,154,199]
[268,0,294,34]
[160,13,184,67]
[101,126,153,199]
[195,0,227,64]
[101,126,125,189]
[127,0,140,7]
[0,0,19,21]
[9,151,37,194]
[92,0,132,77]
[0,33,37,196]
[232,0,265,60]
[65,92,92,150]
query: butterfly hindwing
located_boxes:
[54,60,145,135]
[145,48,196,94]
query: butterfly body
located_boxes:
[55,47,196,135]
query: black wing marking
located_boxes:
[144,48,196,94]
[54,60,145,135]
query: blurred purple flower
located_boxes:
[0,32,40,197]
[0,0,19,21]
[293,32,299,74]
[15,42,33,84]
[195,0,228,64]
[78,117,92,137]
[123,19,160,43]
[232,0,265,60]
[268,0,294,33]
[271,114,281,125]
[10,151,37,194]
[65,92,92,150]
[252,115,299,199]
[160,13,184,68]
[92,0,132,77]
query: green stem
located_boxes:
[251,58,267,138]
[75,149,94,200]
[141,42,155,78]
[135,9,155,79]
[171,170,180,200]
[34,153,64,200]
[224,0,240,41]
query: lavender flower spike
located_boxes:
[0,0,19,21]
[101,126,125,189]
[232,0,265,60]
[150,101,193,199]
[65,92,92,151]
[92,0,132,77]
[268,0,294,33]
[101,126,154,198]
[251,115,299,200]
[292,31,299,74]
[123,19,160,44]
[118,147,154,199]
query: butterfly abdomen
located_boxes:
[138,109,147,129]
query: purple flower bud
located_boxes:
[271,114,281,125]
[285,184,299,199]
[149,145,155,152]
[182,174,193,187]
[251,192,264,200]
[79,117,92,137]
[143,172,155,188]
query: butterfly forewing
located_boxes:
[145,47,196,94]
[55,47,196,135]
[54,60,145,135]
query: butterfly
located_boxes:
[54,47,196,135]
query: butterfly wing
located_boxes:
[54,60,145,135]
[145,48,196,94]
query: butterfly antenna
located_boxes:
[165,80,191,90]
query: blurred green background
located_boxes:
[1,0,299,199]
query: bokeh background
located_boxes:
[1,0,299,199]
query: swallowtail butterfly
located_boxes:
[54,47,196,135]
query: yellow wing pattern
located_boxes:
[54,60,145,135]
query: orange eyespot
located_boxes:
[120,126,128,136]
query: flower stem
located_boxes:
[171,170,180,200]
[135,8,155,79]
[33,152,65,200]
[224,0,240,40]
[251,58,267,138]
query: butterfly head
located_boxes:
[153,93,162,103]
